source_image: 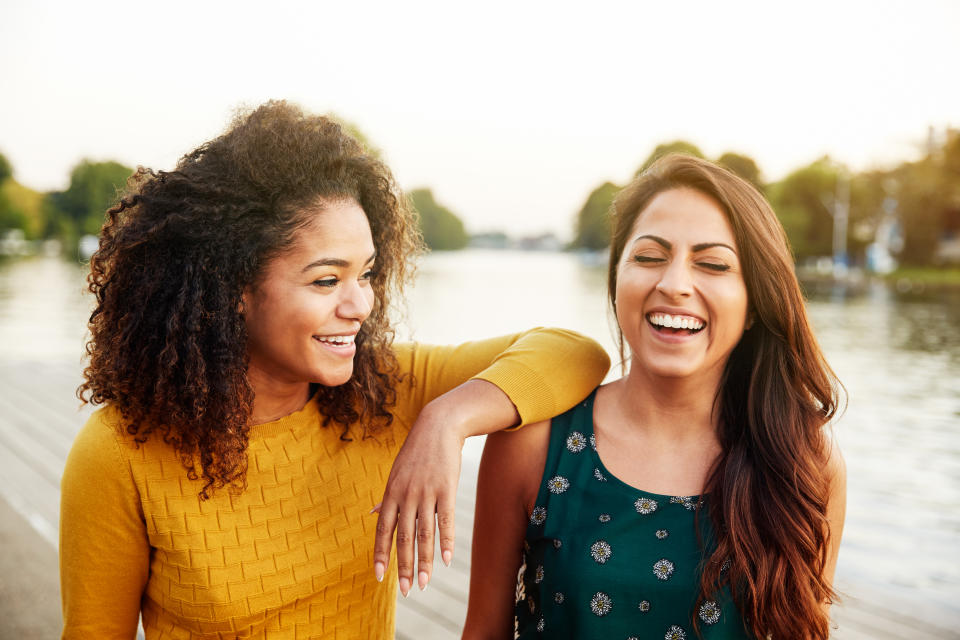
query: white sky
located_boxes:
[1,0,957,238]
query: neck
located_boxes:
[246,365,312,426]
[613,364,725,439]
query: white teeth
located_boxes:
[317,335,355,345]
[648,313,704,331]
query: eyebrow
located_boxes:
[633,235,737,254]
[302,251,377,272]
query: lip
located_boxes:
[312,332,359,357]
[645,307,706,325]
[644,307,707,344]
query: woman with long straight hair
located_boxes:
[464,154,846,640]
[59,100,609,639]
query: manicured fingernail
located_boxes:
[442,550,452,567]
[374,562,384,582]
[399,577,410,597]
[418,571,428,590]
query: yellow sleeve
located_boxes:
[392,327,609,427]
[60,408,149,639]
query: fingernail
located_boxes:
[442,550,452,567]
[399,577,410,597]
[374,562,384,583]
[418,571,428,590]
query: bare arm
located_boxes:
[372,329,609,595]
[375,379,521,595]
[462,420,551,640]
[823,439,847,599]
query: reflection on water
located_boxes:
[2,251,959,618]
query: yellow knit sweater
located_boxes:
[60,330,609,639]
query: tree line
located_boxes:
[0,155,468,254]
[2,128,958,265]
[571,134,960,268]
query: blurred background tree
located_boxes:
[42,160,133,248]
[765,157,840,261]
[570,181,619,250]
[716,151,764,189]
[409,188,468,250]
[0,151,43,238]
[635,140,704,176]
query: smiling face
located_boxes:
[615,187,750,385]
[242,198,376,390]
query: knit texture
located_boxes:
[61,330,610,639]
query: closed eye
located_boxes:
[632,255,665,264]
[697,262,730,272]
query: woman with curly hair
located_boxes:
[59,101,609,639]
[463,155,846,639]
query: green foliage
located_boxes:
[0,151,12,182]
[635,140,704,176]
[716,152,763,189]
[53,159,133,237]
[409,188,468,250]
[766,157,839,260]
[571,181,620,250]
[0,179,45,238]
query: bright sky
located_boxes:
[1,0,957,238]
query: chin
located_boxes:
[312,367,355,388]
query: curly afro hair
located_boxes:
[79,100,423,498]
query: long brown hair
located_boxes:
[79,101,422,498]
[608,154,842,639]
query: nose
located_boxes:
[655,259,694,299]
[338,280,375,322]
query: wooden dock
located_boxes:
[0,358,955,639]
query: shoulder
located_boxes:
[821,434,846,488]
[67,406,129,467]
[483,419,553,511]
[62,406,143,507]
[65,405,171,482]
[822,435,847,502]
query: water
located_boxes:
[2,250,959,622]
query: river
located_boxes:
[1,249,958,626]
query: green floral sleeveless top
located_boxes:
[515,389,752,639]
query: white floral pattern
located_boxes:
[656,529,668,539]
[664,625,686,640]
[635,497,658,514]
[669,495,699,510]
[598,513,611,523]
[566,431,587,453]
[589,434,597,450]
[638,600,651,612]
[590,539,612,564]
[553,538,562,549]
[535,565,544,584]
[593,467,607,482]
[530,506,547,525]
[590,591,612,616]
[548,475,570,494]
[536,617,545,632]
[698,600,721,625]
[554,592,564,604]
[653,558,675,581]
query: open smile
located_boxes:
[312,334,358,355]
[646,312,706,336]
